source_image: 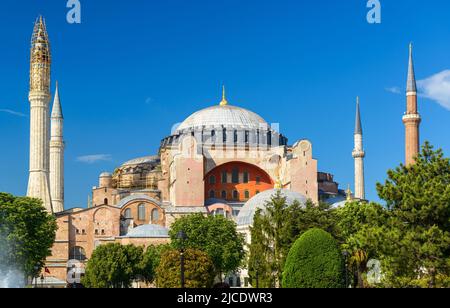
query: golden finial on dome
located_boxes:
[274,177,283,189]
[219,85,228,106]
[346,184,353,201]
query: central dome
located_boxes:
[176,104,269,133]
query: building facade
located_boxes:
[28,19,422,287]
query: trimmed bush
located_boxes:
[282,228,345,288]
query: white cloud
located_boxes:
[76,154,112,164]
[0,109,27,117]
[385,86,402,95]
[417,70,450,110]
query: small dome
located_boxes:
[122,156,160,167]
[236,189,307,226]
[330,200,347,209]
[176,105,269,133]
[99,172,112,178]
[123,224,169,238]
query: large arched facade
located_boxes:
[204,162,274,203]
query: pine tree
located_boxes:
[376,142,450,287]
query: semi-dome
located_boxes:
[122,224,169,238]
[176,104,269,133]
[236,189,307,226]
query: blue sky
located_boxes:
[0,0,449,208]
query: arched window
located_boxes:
[104,198,108,205]
[151,209,160,223]
[211,130,216,142]
[124,208,132,219]
[233,190,239,200]
[70,246,86,261]
[244,190,250,200]
[232,168,239,184]
[210,175,216,185]
[267,131,272,146]
[245,131,250,144]
[223,128,227,143]
[243,171,249,183]
[222,171,227,184]
[138,204,146,221]
[209,190,216,199]
[234,130,238,143]
[221,191,227,199]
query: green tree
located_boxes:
[248,209,276,288]
[375,142,450,288]
[336,201,388,288]
[282,228,345,288]
[82,243,144,288]
[169,214,245,279]
[0,193,57,282]
[140,244,172,284]
[155,248,215,288]
[248,191,339,287]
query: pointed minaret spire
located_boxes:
[355,96,363,135]
[51,81,63,118]
[219,85,228,106]
[50,82,65,213]
[352,96,366,200]
[407,43,417,93]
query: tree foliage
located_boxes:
[375,142,450,288]
[282,228,345,288]
[247,191,339,287]
[155,248,215,288]
[140,244,172,284]
[336,201,388,287]
[0,193,57,280]
[82,243,144,288]
[169,214,245,278]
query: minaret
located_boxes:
[352,97,366,200]
[403,43,421,166]
[27,16,53,213]
[50,82,65,213]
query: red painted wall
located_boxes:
[205,162,273,202]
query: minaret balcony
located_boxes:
[352,150,366,158]
[402,113,422,124]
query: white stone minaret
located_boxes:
[27,17,53,213]
[50,82,65,213]
[352,97,366,200]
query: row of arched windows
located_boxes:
[209,190,260,200]
[207,129,273,145]
[209,170,251,185]
[123,205,160,223]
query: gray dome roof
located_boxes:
[236,189,307,226]
[99,172,112,177]
[123,224,169,238]
[176,105,269,132]
[122,156,160,167]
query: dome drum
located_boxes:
[161,126,288,149]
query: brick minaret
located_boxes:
[27,16,53,213]
[403,43,421,166]
[352,97,365,200]
[50,82,65,213]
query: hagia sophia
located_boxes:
[25,17,421,287]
